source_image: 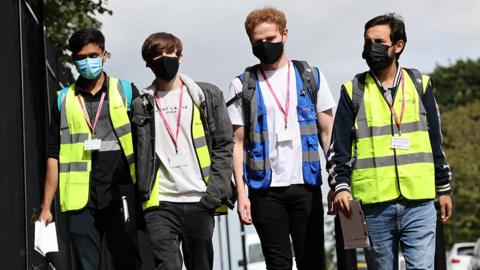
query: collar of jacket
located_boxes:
[141,73,206,107]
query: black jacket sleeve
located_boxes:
[198,83,234,210]
[422,79,453,195]
[47,92,60,159]
[327,85,355,194]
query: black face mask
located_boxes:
[362,42,395,72]
[150,56,179,81]
[252,41,284,64]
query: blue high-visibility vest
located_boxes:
[238,61,322,190]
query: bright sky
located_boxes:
[97,1,480,269]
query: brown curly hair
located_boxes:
[244,7,287,39]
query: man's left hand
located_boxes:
[438,195,453,223]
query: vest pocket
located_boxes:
[297,104,317,122]
[245,145,266,179]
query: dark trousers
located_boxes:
[250,184,324,270]
[144,202,215,270]
[68,204,142,270]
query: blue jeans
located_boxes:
[362,199,436,270]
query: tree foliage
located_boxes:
[430,58,480,110]
[430,59,480,246]
[28,0,112,62]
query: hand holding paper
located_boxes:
[338,200,370,249]
[34,221,59,257]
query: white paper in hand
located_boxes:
[34,221,59,257]
[338,200,370,249]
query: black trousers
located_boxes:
[144,202,215,270]
[250,184,324,270]
[68,203,142,270]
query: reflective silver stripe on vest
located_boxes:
[201,166,211,178]
[303,151,321,162]
[356,120,429,139]
[252,131,268,143]
[354,152,434,169]
[59,162,88,172]
[115,79,127,106]
[194,137,208,148]
[99,140,121,152]
[300,124,317,135]
[353,78,369,132]
[126,154,135,165]
[59,92,69,128]
[60,133,90,144]
[247,159,271,170]
[115,123,131,138]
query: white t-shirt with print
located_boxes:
[154,86,206,202]
[227,61,336,187]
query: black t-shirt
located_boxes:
[48,73,140,209]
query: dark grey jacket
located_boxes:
[131,74,234,210]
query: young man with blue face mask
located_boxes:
[38,28,142,270]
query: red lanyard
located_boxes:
[385,70,405,135]
[154,82,184,153]
[260,61,291,128]
[78,91,106,136]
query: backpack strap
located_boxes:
[403,68,424,99]
[57,80,134,112]
[119,79,133,111]
[291,60,319,105]
[351,72,368,118]
[240,65,258,136]
[226,92,242,107]
[347,72,367,168]
[57,86,70,112]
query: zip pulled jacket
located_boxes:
[132,74,234,211]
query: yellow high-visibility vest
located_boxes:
[142,103,229,214]
[58,77,135,212]
[344,69,435,204]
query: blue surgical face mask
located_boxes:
[74,57,104,80]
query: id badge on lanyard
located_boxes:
[388,70,409,151]
[391,136,409,150]
[79,92,106,151]
[169,153,188,168]
[84,138,102,150]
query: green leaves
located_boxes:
[431,58,480,110]
[29,0,112,63]
[432,59,480,246]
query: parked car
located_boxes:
[447,242,475,270]
[468,239,480,270]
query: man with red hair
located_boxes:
[227,7,335,270]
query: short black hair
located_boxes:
[68,28,105,55]
[364,13,407,59]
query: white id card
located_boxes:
[169,154,188,168]
[391,136,409,150]
[277,130,292,143]
[84,139,102,151]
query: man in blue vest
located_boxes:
[227,7,335,269]
[328,13,453,270]
[38,28,142,270]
